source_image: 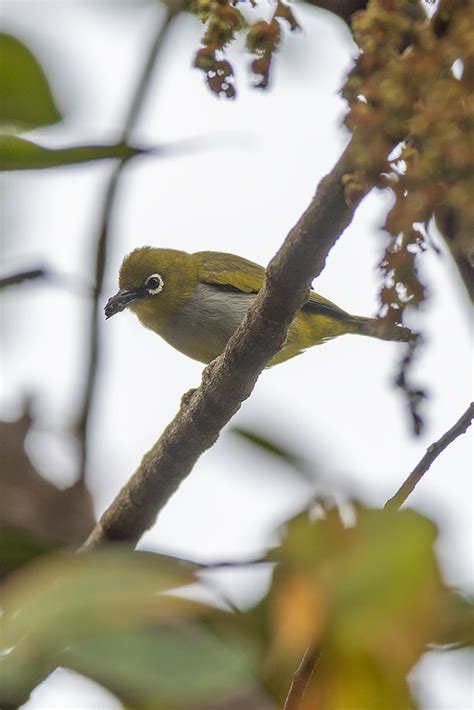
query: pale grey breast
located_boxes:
[160,283,255,363]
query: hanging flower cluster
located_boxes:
[344,0,473,326]
[192,0,299,97]
[343,0,473,432]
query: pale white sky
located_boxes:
[1,1,472,708]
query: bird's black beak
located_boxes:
[104,288,143,319]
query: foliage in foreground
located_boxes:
[1,2,472,708]
[1,502,472,709]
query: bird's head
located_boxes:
[104,247,197,325]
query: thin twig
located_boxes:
[385,402,474,510]
[76,0,184,483]
[283,645,321,710]
[0,268,47,289]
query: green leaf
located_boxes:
[0,135,144,171]
[432,591,474,649]
[277,506,443,655]
[0,527,57,577]
[2,548,199,654]
[230,425,313,480]
[1,549,260,706]
[260,504,448,707]
[0,33,62,130]
[1,548,201,701]
[64,626,254,704]
[306,652,416,710]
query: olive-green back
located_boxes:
[194,250,353,322]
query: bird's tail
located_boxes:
[351,316,416,343]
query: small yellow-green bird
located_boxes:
[105,247,412,366]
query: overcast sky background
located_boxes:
[1,1,472,707]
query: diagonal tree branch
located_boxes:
[82,140,367,549]
[76,0,185,484]
[385,401,474,510]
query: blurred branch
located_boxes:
[81,138,368,548]
[283,645,321,710]
[76,0,185,483]
[434,205,474,303]
[385,402,474,510]
[0,268,47,289]
[431,0,474,300]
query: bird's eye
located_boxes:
[145,273,164,295]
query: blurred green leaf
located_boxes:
[0,548,262,707]
[0,527,57,578]
[302,651,416,710]
[1,548,203,702]
[0,33,62,130]
[230,425,313,479]
[64,626,255,705]
[273,505,443,654]
[431,591,474,649]
[256,504,450,708]
[0,135,144,170]
[2,548,199,654]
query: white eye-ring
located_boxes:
[145,273,164,295]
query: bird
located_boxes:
[104,247,413,366]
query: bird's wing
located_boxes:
[195,251,354,322]
[304,291,353,322]
[194,251,264,294]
